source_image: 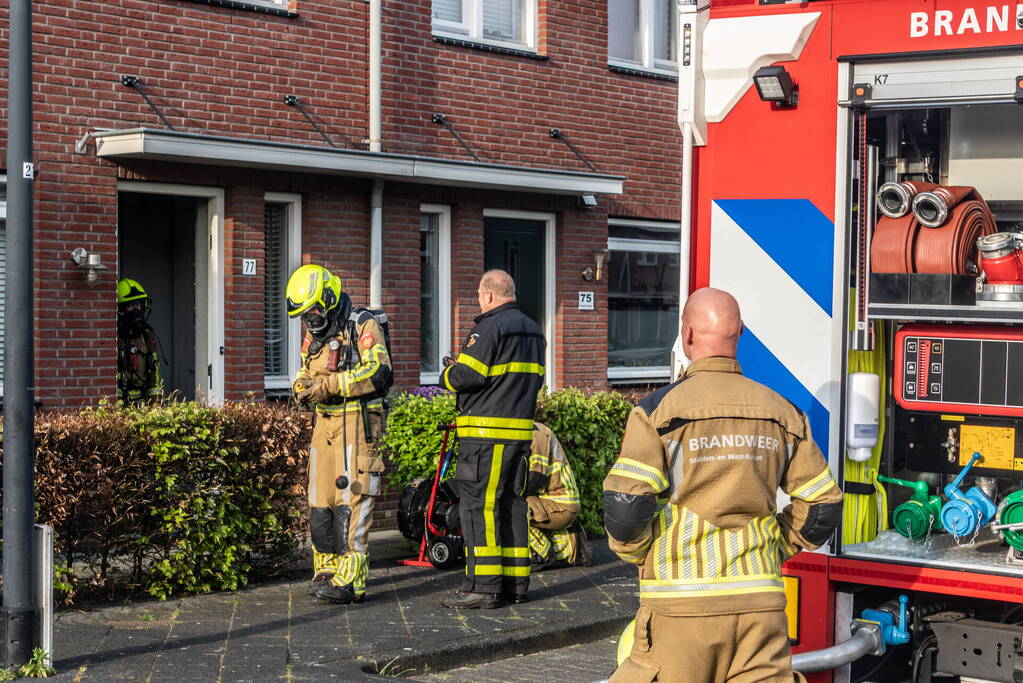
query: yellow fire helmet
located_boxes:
[616,618,636,666]
[285,264,342,318]
[117,278,149,305]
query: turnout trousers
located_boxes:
[455,439,531,595]
[612,606,802,683]
[308,405,384,599]
[526,496,579,566]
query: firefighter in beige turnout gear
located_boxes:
[287,265,392,605]
[604,288,841,683]
[526,422,590,569]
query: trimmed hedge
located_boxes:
[380,386,634,535]
[2,401,311,604]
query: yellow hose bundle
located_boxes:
[843,320,889,545]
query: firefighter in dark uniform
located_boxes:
[605,288,841,683]
[440,269,546,609]
[117,278,164,404]
[286,264,392,605]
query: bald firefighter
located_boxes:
[439,269,546,609]
[526,422,590,571]
[605,288,842,683]
[117,278,164,404]
[286,265,392,605]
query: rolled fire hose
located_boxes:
[871,214,920,273]
[871,181,936,272]
[871,185,995,274]
[791,628,881,673]
[913,189,995,274]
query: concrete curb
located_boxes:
[337,606,632,680]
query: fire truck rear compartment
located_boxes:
[839,69,1023,578]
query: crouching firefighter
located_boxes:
[286,264,392,605]
[526,422,590,570]
[603,288,841,683]
[117,278,164,404]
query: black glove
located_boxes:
[442,355,455,367]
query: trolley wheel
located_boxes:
[428,536,463,570]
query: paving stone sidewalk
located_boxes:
[412,635,618,682]
[49,531,637,682]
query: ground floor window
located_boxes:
[420,205,451,385]
[607,218,680,383]
[264,193,302,392]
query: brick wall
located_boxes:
[1,0,681,526]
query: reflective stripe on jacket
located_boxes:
[603,356,843,616]
[530,422,580,512]
[441,302,546,441]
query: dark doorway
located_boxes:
[484,217,545,326]
[118,192,200,400]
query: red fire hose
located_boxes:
[871,185,995,275]
[914,194,995,274]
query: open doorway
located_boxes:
[119,189,221,401]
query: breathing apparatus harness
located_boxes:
[302,292,390,443]
[117,301,166,394]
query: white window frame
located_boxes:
[483,208,556,390]
[420,204,452,386]
[433,0,538,52]
[607,218,681,383]
[264,192,303,391]
[607,0,678,76]
[239,0,289,11]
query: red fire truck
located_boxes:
[678,0,1023,680]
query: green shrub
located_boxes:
[536,388,634,535]
[3,400,310,604]
[380,386,635,536]
[380,390,458,489]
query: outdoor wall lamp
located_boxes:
[71,247,107,283]
[582,249,607,281]
[753,65,798,107]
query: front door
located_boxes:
[483,217,545,326]
[118,192,201,400]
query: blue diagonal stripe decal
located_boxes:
[714,199,834,315]
[737,327,829,457]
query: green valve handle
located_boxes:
[876,475,931,503]
[877,475,943,539]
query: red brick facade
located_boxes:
[2,0,681,524]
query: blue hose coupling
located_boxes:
[940,452,997,536]
[859,594,910,652]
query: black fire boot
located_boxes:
[307,573,332,597]
[439,591,505,609]
[314,581,364,605]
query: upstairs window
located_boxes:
[608,0,677,75]
[433,0,537,50]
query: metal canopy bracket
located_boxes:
[120,75,175,131]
